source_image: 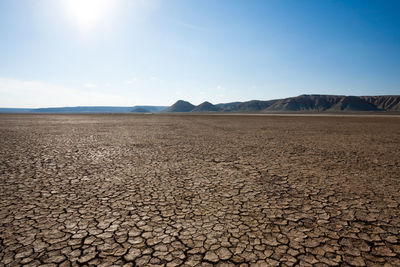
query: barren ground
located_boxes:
[0,114,399,267]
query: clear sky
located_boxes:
[0,0,399,107]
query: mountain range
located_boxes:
[165,95,400,113]
[1,95,399,113]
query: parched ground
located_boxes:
[0,114,399,267]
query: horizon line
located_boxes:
[1,93,400,109]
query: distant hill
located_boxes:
[163,100,195,112]
[164,95,400,113]
[0,108,33,113]
[32,106,133,113]
[130,107,151,113]
[192,101,220,112]
[0,106,167,113]
[130,106,166,113]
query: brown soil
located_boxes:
[0,114,399,266]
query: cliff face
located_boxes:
[268,95,400,112]
[360,96,400,111]
[262,95,385,112]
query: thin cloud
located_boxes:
[179,22,208,32]
[217,85,226,91]
[83,83,97,88]
[0,77,133,108]
[126,77,138,84]
[171,18,210,32]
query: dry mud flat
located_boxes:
[0,114,399,267]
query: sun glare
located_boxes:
[62,0,117,32]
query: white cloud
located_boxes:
[0,77,134,108]
[83,83,97,88]
[125,78,138,85]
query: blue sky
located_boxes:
[0,0,399,107]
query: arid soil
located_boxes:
[0,114,399,266]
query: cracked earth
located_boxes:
[0,114,399,266]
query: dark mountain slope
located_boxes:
[265,95,338,111]
[192,101,220,112]
[215,102,242,111]
[328,96,378,111]
[360,96,400,111]
[225,100,277,112]
[163,100,195,112]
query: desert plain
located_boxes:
[0,113,399,266]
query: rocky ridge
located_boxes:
[164,95,400,112]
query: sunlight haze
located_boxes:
[0,0,399,108]
[61,0,120,32]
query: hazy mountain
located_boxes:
[163,100,195,112]
[192,101,220,112]
[130,106,166,113]
[130,107,151,113]
[0,108,33,113]
[32,106,133,113]
[0,106,167,113]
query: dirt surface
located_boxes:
[0,114,399,266]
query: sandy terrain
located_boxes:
[0,114,399,266]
